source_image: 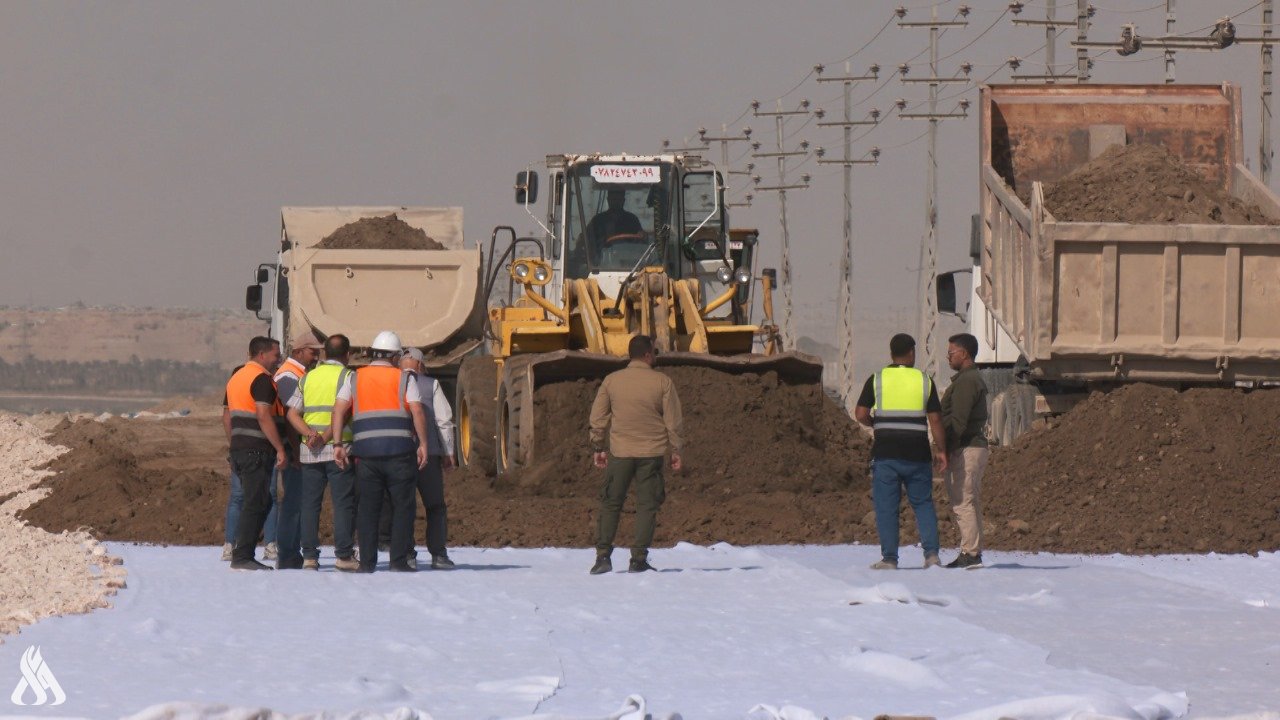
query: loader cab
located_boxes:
[519,154,740,320]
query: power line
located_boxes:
[938,7,1012,62]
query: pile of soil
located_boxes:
[1043,144,1278,225]
[20,371,890,549]
[314,214,445,250]
[983,383,1280,555]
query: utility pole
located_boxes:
[1165,0,1176,83]
[660,138,709,155]
[1265,0,1274,185]
[816,61,880,412]
[752,99,814,351]
[697,124,752,196]
[896,3,969,380]
[1077,0,1090,82]
[1011,1,1080,82]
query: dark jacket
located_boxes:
[940,366,989,450]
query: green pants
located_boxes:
[595,456,666,560]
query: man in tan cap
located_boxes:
[272,331,321,568]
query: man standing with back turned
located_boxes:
[940,332,989,569]
[588,335,683,575]
[332,331,430,573]
[854,333,948,570]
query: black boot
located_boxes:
[590,555,613,575]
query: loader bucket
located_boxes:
[492,349,824,475]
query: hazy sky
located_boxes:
[1,1,1270,375]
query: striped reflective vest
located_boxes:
[404,370,444,456]
[299,363,353,444]
[225,361,281,448]
[350,365,415,458]
[872,366,932,433]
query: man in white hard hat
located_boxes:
[400,347,457,570]
[332,331,430,573]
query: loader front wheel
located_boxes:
[456,355,497,475]
[495,365,532,476]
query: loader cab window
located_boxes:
[564,163,672,277]
[681,171,726,261]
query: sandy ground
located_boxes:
[0,412,126,641]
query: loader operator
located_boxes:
[585,189,643,264]
[854,333,947,571]
[331,331,431,573]
[285,333,359,572]
[224,336,288,571]
[272,332,321,569]
[588,334,684,575]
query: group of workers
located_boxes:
[221,325,987,575]
[222,330,454,572]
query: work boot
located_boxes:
[389,561,415,572]
[263,542,279,561]
[870,558,898,570]
[302,558,319,571]
[230,559,274,571]
[628,558,656,573]
[923,553,942,569]
[946,552,984,570]
[220,543,233,562]
[589,555,613,575]
[431,554,456,570]
[334,557,361,573]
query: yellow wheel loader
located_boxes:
[457,153,823,475]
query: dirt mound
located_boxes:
[983,383,1280,555]
[20,417,230,543]
[315,214,445,250]
[497,367,863,497]
[1043,144,1278,225]
[22,370,887,549]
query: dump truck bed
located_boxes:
[978,83,1280,382]
[279,207,483,355]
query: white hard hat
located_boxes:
[370,330,403,353]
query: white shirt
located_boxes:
[408,372,456,457]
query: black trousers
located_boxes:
[355,453,417,571]
[373,456,448,556]
[416,455,448,556]
[230,448,275,563]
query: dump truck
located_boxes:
[456,153,823,474]
[244,206,484,391]
[938,83,1280,445]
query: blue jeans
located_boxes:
[300,460,357,561]
[871,458,940,562]
[275,465,304,565]
[224,464,278,545]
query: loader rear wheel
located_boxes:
[456,355,497,474]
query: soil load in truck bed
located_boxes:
[1042,144,1279,225]
[314,214,446,250]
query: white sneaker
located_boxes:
[220,543,233,561]
[263,542,278,561]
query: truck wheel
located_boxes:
[456,356,497,474]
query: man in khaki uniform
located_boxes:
[588,335,683,574]
[940,332,989,569]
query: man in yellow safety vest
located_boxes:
[854,333,948,571]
